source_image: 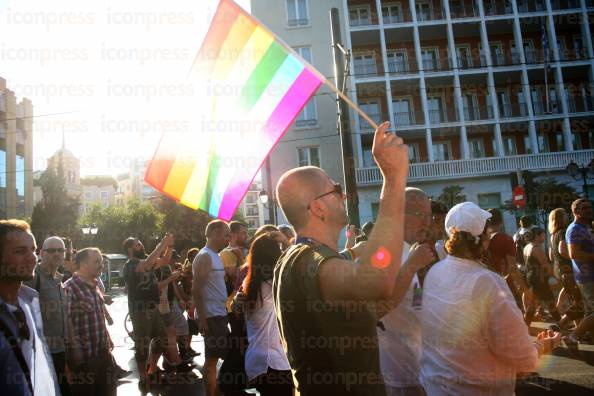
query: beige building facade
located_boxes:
[0,76,34,219]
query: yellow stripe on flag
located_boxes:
[210,14,256,82]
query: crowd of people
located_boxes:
[0,121,593,396]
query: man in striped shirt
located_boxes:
[64,247,115,396]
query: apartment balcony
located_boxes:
[450,3,478,18]
[567,96,594,113]
[429,109,458,124]
[356,149,594,185]
[393,111,418,127]
[517,0,546,13]
[457,55,487,69]
[463,105,494,121]
[532,100,562,115]
[484,1,513,16]
[499,103,529,118]
[416,8,444,22]
[388,59,412,74]
[360,112,383,131]
[354,59,380,77]
[551,0,581,10]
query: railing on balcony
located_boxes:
[558,48,589,61]
[517,0,546,12]
[551,0,581,10]
[463,105,494,121]
[393,111,416,126]
[450,3,478,18]
[499,103,529,118]
[288,18,309,27]
[567,96,594,113]
[532,100,562,115]
[356,150,594,184]
[484,1,513,16]
[523,49,540,64]
[416,8,445,21]
[383,14,405,24]
[360,113,382,130]
[388,59,410,74]
[354,59,379,77]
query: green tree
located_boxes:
[79,199,164,252]
[31,159,80,242]
[437,185,466,209]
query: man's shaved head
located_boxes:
[276,167,330,230]
[42,236,65,251]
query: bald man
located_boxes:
[273,122,410,396]
[26,236,71,396]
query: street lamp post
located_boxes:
[566,160,594,200]
[259,190,277,225]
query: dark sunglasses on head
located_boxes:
[43,248,65,254]
[307,183,344,209]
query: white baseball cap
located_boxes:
[445,202,492,238]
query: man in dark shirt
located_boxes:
[273,122,409,395]
[485,208,532,312]
[122,234,173,392]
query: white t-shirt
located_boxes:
[192,246,228,319]
[378,242,423,387]
[244,281,291,380]
[420,255,538,396]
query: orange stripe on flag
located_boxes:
[144,135,178,190]
[192,0,241,77]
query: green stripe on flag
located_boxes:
[238,41,288,111]
[200,152,222,213]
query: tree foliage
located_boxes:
[80,175,118,188]
[437,185,466,209]
[31,159,80,242]
[79,199,164,253]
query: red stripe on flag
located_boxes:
[145,135,178,191]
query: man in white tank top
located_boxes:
[192,220,230,396]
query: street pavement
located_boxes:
[105,288,594,396]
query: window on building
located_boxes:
[572,132,583,150]
[294,46,317,127]
[462,94,479,120]
[478,192,501,209]
[538,133,549,152]
[359,100,381,130]
[502,136,517,156]
[392,98,413,125]
[456,45,473,68]
[468,138,485,159]
[286,0,309,26]
[432,141,451,162]
[349,5,371,26]
[354,52,377,76]
[15,155,25,218]
[297,146,320,167]
[362,147,375,167]
[421,48,439,71]
[408,143,420,163]
[85,191,94,200]
[100,191,109,201]
[387,50,408,73]
[382,3,403,24]
[427,96,444,123]
[415,1,433,21]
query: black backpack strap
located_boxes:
[0,318,34,395]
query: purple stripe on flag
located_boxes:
[216,68,323,220]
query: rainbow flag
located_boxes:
[145,0,324,220]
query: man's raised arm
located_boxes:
[320,122,409,302]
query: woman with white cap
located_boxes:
[419,202,561,396]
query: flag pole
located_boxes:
[324,78,379,130]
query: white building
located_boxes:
[237,180,267,232]
[253,0,594,232]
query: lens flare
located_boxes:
[371,247,391,269]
